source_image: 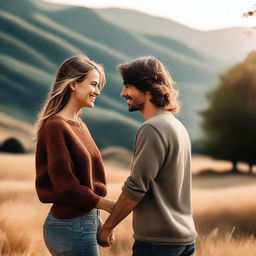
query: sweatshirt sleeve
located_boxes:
[44,121,100,211]
[122,124,167,201]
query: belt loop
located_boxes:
[97,209,100,220]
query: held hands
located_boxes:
[97,225,115,247]
[97,193,137,247]
[96,198,116,247]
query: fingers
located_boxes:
[109,232,115,245]
[97,238,110,247]
[97,232,109,247]
[97,229,115,247]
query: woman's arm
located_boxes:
[96,198,115,213]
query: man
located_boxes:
[98,56,197,256]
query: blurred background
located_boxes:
[0,0,256,255]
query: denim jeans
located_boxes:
[43,209,99,256]
[132,240,195,256]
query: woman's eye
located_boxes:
[92,83,99,90]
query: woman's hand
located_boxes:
[96,198,116,213]
[97,217,115,247]
[97,225,115,247]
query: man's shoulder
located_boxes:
[143,112,177,130]
[136,114,171,140]
[139,112,189,139]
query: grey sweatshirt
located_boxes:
[122,112,197,244]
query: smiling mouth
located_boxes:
[90,96,96,102]
[125,96,132,103]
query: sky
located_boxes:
[43,0,256,31]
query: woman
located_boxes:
[35,55,115,256]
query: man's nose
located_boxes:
[120,87,126,97]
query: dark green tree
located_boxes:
[201,51,256,173]
[0,137,25,153]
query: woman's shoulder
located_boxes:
[39,115,72,137]
[37,115,71,144]
[43,115,67,129]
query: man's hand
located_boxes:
[97,192,138,247]
[97,226,115,247]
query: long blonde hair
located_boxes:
[35,55,105,141]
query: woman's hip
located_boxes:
[43,210,99,256]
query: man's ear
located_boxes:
[146,91,152,98]
[69,81,76,91]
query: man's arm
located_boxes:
[97,125,166,246]
[97,192,139,246]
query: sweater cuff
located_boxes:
[122,180,144,201]
[85,188,101,208]
[94,182,107,197]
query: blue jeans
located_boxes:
[132,240,195,256]
[43,209,99,256]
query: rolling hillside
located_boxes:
[1,0,255,150]
[96,8,256,67]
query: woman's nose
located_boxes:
[94,86,100,96]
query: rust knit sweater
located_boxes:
[35,114,107,218]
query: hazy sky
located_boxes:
[43,0,256,30]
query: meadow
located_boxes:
[0,153,256,256]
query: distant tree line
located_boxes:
[0,137,25,153]
[200,51,256,174]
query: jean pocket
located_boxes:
[43,221,73,255]
[81,216,96,231]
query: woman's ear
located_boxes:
[69,81,76,91]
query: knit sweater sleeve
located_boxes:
[43,120,100,211]
[122,124,167,201]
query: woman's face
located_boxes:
[73,69,101,108]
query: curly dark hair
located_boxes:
[117,56,180,113]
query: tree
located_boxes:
[243,5,256,18]
[0,137,25,153]
[243,4,256,31]
[201,51,256,173]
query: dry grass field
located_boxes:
[0,153,256,256]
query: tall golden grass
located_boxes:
[0,153,256,256]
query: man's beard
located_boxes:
[128,99,144,112]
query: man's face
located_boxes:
[120,84,146,112]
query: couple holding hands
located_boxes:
[35,55,197,256]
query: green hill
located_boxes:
[1,0,255,150]
[96,8,256,67]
